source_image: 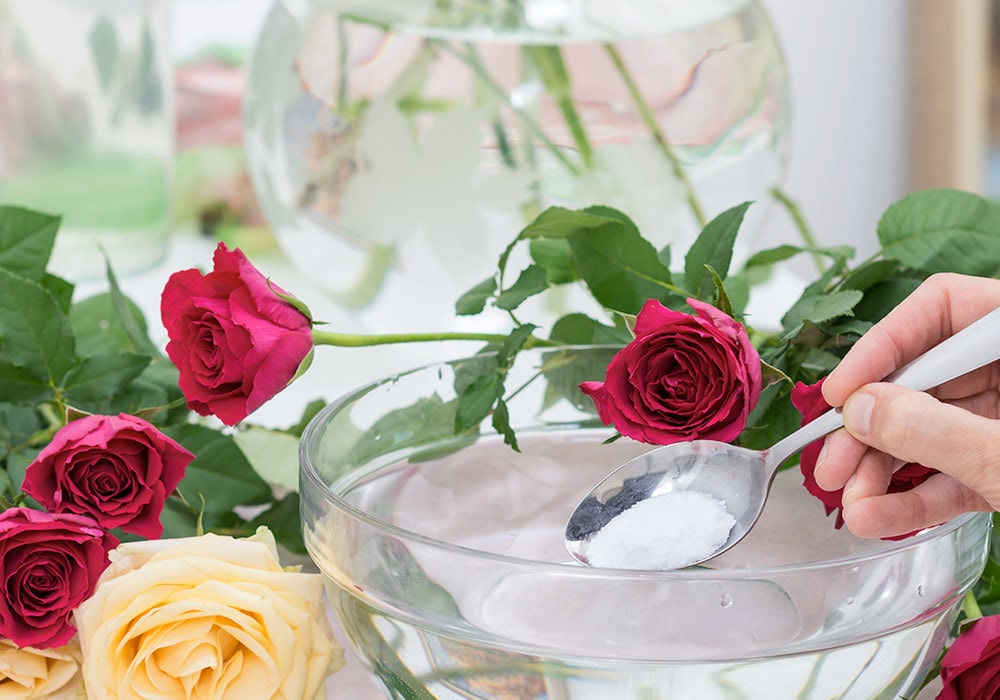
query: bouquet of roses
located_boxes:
[1,184,1000,698]
[0,207,343,699]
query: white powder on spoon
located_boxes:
[585,490,736,570]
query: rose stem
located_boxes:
[770,186,825,274]
[604,44,707,228]
[311,329,563,348]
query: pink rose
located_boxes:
[938,615,1000,700]
[0,508,117,649]
[792,378,936,535]
[22,414,194,539]
[161,243,313,425]
[580,298,762,445]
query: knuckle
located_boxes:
[871,390,922,454]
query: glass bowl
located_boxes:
[299,346,991,699]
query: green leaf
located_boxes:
[838,259,902,292]
[71,291,153,357]
[247,493,306,555]
[743,244,802,268]
[799,347,843,374]
[516,206,625,242]
[0,362,54,405]
[491,398,519,452]
[497,323,537,368]
[740,382,801,454]
[41,274,74,313]
[853,278,922,324]
[529,238,576,284]
[704,264,734,317]
[455,373,500,434]
[344,394,460,468]
[540,345,618,412]
[568,222,677,315]
[455,276,496,316]
[0,268,75,384]
[877,189,1000,275]
[496,265,548,311]
[167,424,274,514]
[781,289,863,331]
[0,206,60,281]
[683,201,751,298]
[62,352,152,403]
[548,313,629,345]
[286,399,327,438]
[232,427,301,493]
[105,257,160,355]
[5,448,40,497]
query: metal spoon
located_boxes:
[565,306,1000,569]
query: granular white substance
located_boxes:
[586,490,736,570]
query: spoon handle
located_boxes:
[765,306,1000,471]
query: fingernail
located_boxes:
[843,474,857,499]
[843,392,875,437]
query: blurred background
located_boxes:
[0,0,993,293]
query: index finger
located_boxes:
[822,273,1000,407]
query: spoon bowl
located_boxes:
[566,306,1000,569]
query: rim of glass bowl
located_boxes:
[299,345,991,580]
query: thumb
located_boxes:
[842,383,1000,508]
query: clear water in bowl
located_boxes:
[307,429,989,698]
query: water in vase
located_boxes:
[244,0,789,331]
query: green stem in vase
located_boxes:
[771,186,825,274]
[604,44,708,228]
[523,45,595,169]
[437,41,582,176]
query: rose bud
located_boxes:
[580,298,762,445]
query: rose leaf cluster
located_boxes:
[0,206,314,559]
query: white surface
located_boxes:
[760,0,912,260]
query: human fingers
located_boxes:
[816,385,1000,493]
[839,448,894,512]
[841,473,992,539]
[813,428,867,492]
[841,382,1000,510]
[822,273,1000,407]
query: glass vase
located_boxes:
[244,0,789,330]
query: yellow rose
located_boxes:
[75,528,344,699]
[0,638,82,700]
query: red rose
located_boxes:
[938,615,1000,700]
[22,414,194,539]
[0,508,117,649]
[580,298,762,445]
[792,378,936,534]
[161,243,313,425]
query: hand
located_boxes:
[816,273,1000,538]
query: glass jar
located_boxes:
[244,0,789,330]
